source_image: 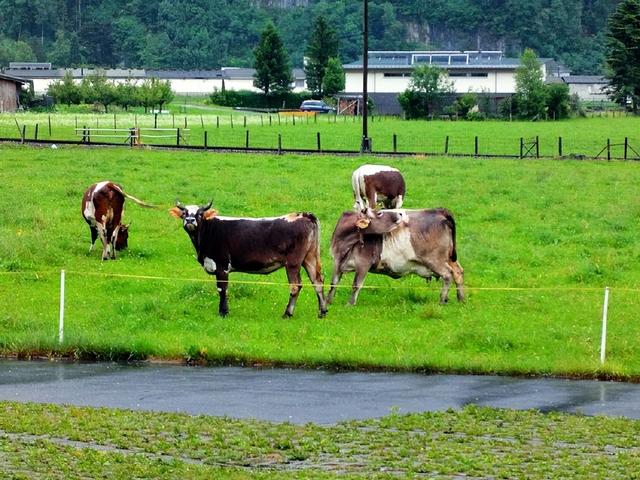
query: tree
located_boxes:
[138,77,174,113]
[514,49,547,120]
[397,65,454,119]
[253,22,292,99]
[604,0,640,113]
[0,38,36,66]
[322,57,345,97]
[47,71,81,106]
[545,83,571,119]
[304,15,339,97]
[80,71,118,113]
[115,79,140,111]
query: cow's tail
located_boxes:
[441,209,457,262]
[113,184,157,209]
[302,212,321,256]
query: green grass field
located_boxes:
[1,401,638,478]
[1,142,640,379]
[2,112,640,158]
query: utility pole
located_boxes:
[360,0,371,153]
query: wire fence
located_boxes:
[2,113,640,160]
[2,268,637,368]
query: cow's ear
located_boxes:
[202,209,218,220]
[169,207,183,218]
[355,218,371,229]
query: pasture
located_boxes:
[2,112,640,158]
[2,143,640,378]
[1,401,638,478]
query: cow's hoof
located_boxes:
[282,312,293,319]
[219,311,229,317]
[318,310,328,318]
[439,298,449,305]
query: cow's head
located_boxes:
[169,200,217,232]
[354,208,403,234]
[115,224,129,250]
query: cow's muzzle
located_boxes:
[184,218,197,231]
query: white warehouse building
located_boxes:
[343,50,568,114]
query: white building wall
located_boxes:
[28,75,304,95]
[345,69,519,94]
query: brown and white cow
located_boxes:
[81,181,154,260]
[169,202,328,318]
[327,208,464,305]
[352,164,406,211]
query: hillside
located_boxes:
[0,0,620,74]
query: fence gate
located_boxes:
[520,136,539,158]
[594,138,640,160]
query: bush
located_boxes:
[208,89,314,110]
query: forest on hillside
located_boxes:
[0,0,620,74]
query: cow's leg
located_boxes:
[88,226,98,252]
[367,191,377,210]
[216,271,230,317]
[303,254,327,317]
[348,265,368,305]
[393,194,404,209]
[109,225,120,260]
[283,264,303,318]
[449,260,465,302]
[96,225,109,260]
[327,260,343,305]
[430,263,454,304]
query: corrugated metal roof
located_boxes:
[562,75,606,84]
[0,72,30,84]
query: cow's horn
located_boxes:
[201,199,213,211]
[175,199,186,210]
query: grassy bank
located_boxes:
[1,114,639,158]
[1,144,640,378]
[0,401,638,478]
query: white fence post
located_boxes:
[58,269,65,344]
[600,286,610,365]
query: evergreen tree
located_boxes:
[304,15,339,97]
[253,22,292,97]
[514,48,547,120]
[322,57,345,96]
[604,0,640,113]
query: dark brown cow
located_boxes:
[169,202,327,318]
[327,208,464,305]
[352,164,406,210]
[81,181,154,260]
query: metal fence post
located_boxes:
[519,137,524,158]
[558,136,563,157]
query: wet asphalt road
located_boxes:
[1,360,639,424]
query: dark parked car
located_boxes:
[300,100,336,113]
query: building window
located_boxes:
[470,72,489,77]
[383,72,411,77]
